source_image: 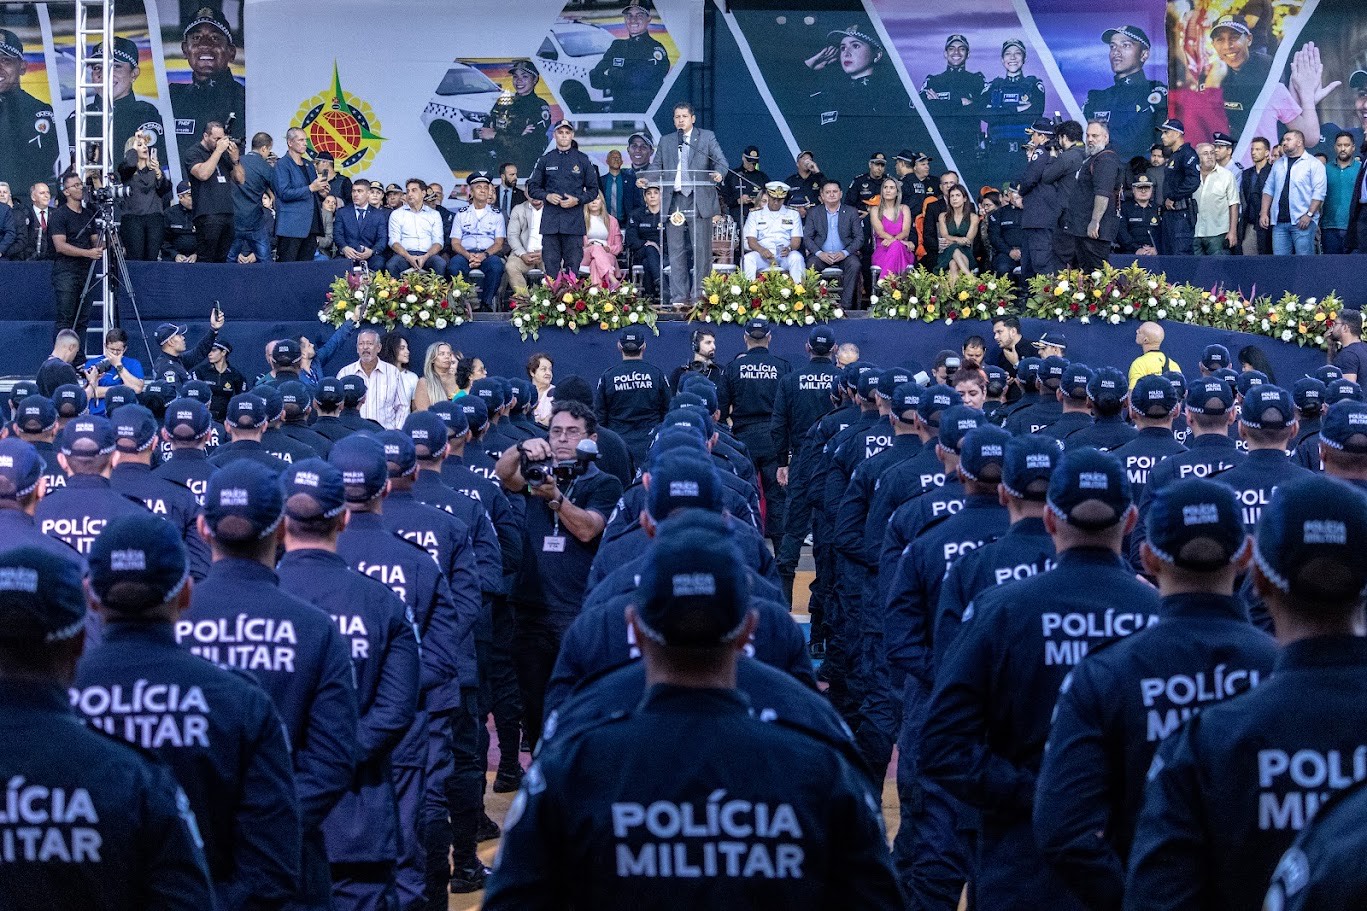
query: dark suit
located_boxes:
[0,203,15,259]
[650,128,729,302]
[1019,146,1061,277]
[494,183,526,227]
[12,204,53,261]
[802,204,864,309]
[1347,157,1367,253]
[333,205,389,270]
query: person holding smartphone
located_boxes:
[66,36,169,173]
[116,129,171,260]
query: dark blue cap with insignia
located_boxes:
[1240,385,1294,430]
[1017,356,1043,388]
[1003,435,1064,501]
[271,339,302,366]
[856,368,882,400]
[154,322,186,346]
[89,514,190,611]
[0,546,86,643]
[469,377,505,411]
[457,395,489,432]
[0,438,45,500]
[53,383,88,419]
[890,382,923,421]
[1209,15,1251,38]
[945,34,969,50]
[1034,330,1068,353]
[257,386,284,423]
[958,424,1009,482]
[1164,371,1187,398]
[184,6,234,43]
[635,512,747,648]
[1040,355,1069,388]
[1146,478,1247,571]
[164,397,211,441]
[377,430,418,478]
[1314,364,1345,384]
[1060,363,1093,400]
[277,381,310,416]
[1027,118,1055,136]
[509,59,540,79]
[1185,377,1234,415]
[340,375,367,407]
[1047,448,1132,530]
[1159,118,1185,134]
[112,404,159,453]
[1254,475,1367,606]
[842,361,870,389]
[467,170,493,187]
[1293,377,1327,414]
[1326,379,1362,405]
[204,460,284,542]
[651,426,707,460]
[14,395,57,435]
[181,379,214,405]
[315,376,345,407]
[0,28,25,60]
[330,434,389,502]
[553,119,575,133]
[1200,344,1231,370]
[1211,367,1240,391]
[141,380,179,411]
[744,316,771,339]
[662,407,712,440]
[808,325,835,353]
[93,36,140,69]
[60,416,117,456]
[226,393,267,429]
[1132,373,1179,417]
[918,384,961,426]
[1088,366,1128,408]
[647,454,722,519]
[7,380,39,407]
[1235,370,1268,397]
[878,367,913,399]
[937,404,982,452]
[1102,25,1151,48]
[426,400,470,438]
[281,458,347,520]
[619,325,647,351]
[1319,401,1367,455]
[984,365,1008,396]
[1212,131,1234,147]
[404,412,452,460]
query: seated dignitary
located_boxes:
[742,182,806,282]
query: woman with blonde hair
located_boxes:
[116,129,171,260]
[413,341,461,411]
[581,196,623,288]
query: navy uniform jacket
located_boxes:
[526,145,600,236]
[153,333,218,386]
[923,548,1160,911]
[1109,428,1186,507]
[885,494,1009,691]
[338,408,383,433]
[1064,415,1139,452]
[1163,144,1202,208]
[1084,72,1168,161]
[1116,201,1162,253]
[180,557,360,839]
[155,425,225,466]
[153,448,218,508]
[873,474,962,599]
[428,462,524,582]
[812,408,879,520]
[591,515,773,592]
[584,543,784,615]
[793,404,856,504]
[771,357,840,468]
[109,463,211,581]
[482,685,901,911]
[31,438,67,492]
[1006,398,1064,435]
[1034,594,1277,911]
[0,508,87,568]
[277,421,333,459]
[545,592,814,714]
[588,32,669,112]
[309,415,353,443]
[409,473,505,596]
[600,475,757,548]
[1038,410,1093,443]
[0,679,214,911]
[276,548,419,864]
[169,74,245,160]
[209,439,288,473]
[594,359,671,453]
[1210,449,1312,533]
[1126,636,1367,911]
[827,417,895,515]
[1264,778,1367,911]
[35,473,150,555]
[260,428,317,466]
[1291,432,1322,471]
[73,622,301,911]
[935,516,1055,672]
[0,87,58,194]
[723,347,791,454]
[1141,432,1243,495]
[834,434,924,569]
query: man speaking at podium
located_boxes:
[642,102,728,306]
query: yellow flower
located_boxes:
[957,291,969,302]
[709,294,720,305]
[600,322,609,330]
[562,293,575,304]
[794,285,805,295]
[602,304,613,315]
[335,301,347,311]
[1315,312,1326,322]
[1092,290,1103,299]
[378,290,390,300]
[892,290,903,300]
[794,301,805,311]
[1268,311,1279,324]
[749,284,758,293]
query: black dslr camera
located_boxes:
[521,439,599,488]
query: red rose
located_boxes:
[1069,303,1080,312]
[539,313,547,322]
[575,301,586,312]
[386,310,396,319]
[622,304,631,312]
[929,296,937,304]
[751,298,761,308]
[1087,303,1097,313]
[976,284,986,292]
[509,301,517,310]
[440,300,449,309]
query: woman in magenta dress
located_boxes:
[869,176,915,275]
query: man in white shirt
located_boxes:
[1193,142,1240,255]
[742,181,805,281]
[449,170,507,311]
[385,178,447,276]
[506,197,545,294]
[1259,128,1327,255]
[336,328,408,429]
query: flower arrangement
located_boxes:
[694,268,843,326]
[321,268,471,330]
[508,274,656,341]
[1255,291,1341,348]
[869,267,1016,323]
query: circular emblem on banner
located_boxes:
[35,118,49,134]
[670,210,687,227]
[292,63,386,174]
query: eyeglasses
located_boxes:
[549,425,586,439]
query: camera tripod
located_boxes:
[74,206,156,368]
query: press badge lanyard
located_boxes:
[544,477,578,553]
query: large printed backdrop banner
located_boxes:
[2,0,1364,201]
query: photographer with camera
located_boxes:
[49,173,104,347]
[495,400,623,747]
[183,120,244,263]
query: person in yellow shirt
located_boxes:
[1128,320,1181,387]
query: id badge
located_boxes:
[543,535,567,553]
[216,173,226,183]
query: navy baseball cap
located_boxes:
[404,412,451,460]
[1027,119,1054,137]
[469,377,505,411]
[0,546,86,644]
[679,376,719,411]
[918,384,962,427]
[111,404,159,453]
[1212,367,1240,391]
[1060,363,1093,400]
[1240,385,1295,431]
[842,361,870,389]
[984,365,1008,397]
[856,368,882,401]
[620,326,647,352]
[1326,379,1362,405]
[13,395,57,434]
[226,393,267,429]
[1088,367,1128,408]
[879,367,913,398]
[378,430,418,478]
[0,438,45,500]
[1293,377,1327,414]
[271,339,303,366]
[1200,344,1231,370]
[1319,401,1367,455]
[59,416,117,456]
[457,396,489,433]
[635,513,748,648]
[329,435,389,502]
[1209,14,1251,38]
[281,458,348,520]
[164,398,211,442]
[1313,365,1345,385]
[662,407,712,440]
[1103,24,1151,48]
[958,424,1010,483]
[890,383,923,421]
[1146,478,1247,571]
[1185,377,1234,416]
[1047,448,1132,530]
[426,400,470,438]
[1254,475,1367,606]
[1235,370,1268,397]
[808,325,835,353]
[1164,371,1188,399]
[1017,357,1043,388]
[1039,356,1069,389]
[257,386,285,423]
[1003,435,1064,500]
[744,317,771,339]
[277,381,310,417]
[315,377,345,408]
[651,427,708,460]
[1159,118,1185,134]
[1034,331,1069,353]
[53,383,88,419]
[7,380,39,408]
[88,514,190,611]
[203,460,285,542]
[154,323,186,346]
[1131,373,1179,417]
[175,180,192,196]
[647,454,722,519]
[340,375,367,407]
[938,405,983,452]
[140,380,179,414]
[181,380,214,405]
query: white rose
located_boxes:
[513,317,523,327]
[451,289,462,299]
[1148,297,1158,307]
[1307,297,1318,306]
[400,314,413,326]
[1111,290,1121,299]
[629,312,640,323]
[406,294,417,304]
[780,288,791,299]
[557,303,566,312]
[435,317,448,330]
[1055,307,1064,316]
[1124,304,1135,315]
[1147,280,1158,290]
[909,296,919,305]
[1281,329,1293,342]
[987,282,997,291]
[589,287,600,297]
[452,316,464,326]
[805,315,815,325]
[1156,309,1167,319]
[419,310,430,321]
[721,311,733,322]
[556,318,565,327]
[730,285,741,296]
[1057,280,1070,292]
[355,290,365,301]
[731,302,741,311]
[1110,314,1121,325]
[1091,270,1103,281]
[1080,316,1090,324]
[1261,319,1270,331]
[778,303,788,311]
[1171,297,1182,307]
[870,295,880,305]
[834,308,844,318]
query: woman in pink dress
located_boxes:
[581,197,623,289]
[868,177,915,275]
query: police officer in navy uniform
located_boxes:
[275,460,420,911]
[526,120,599,280]
[846,151,888,211]
[0,29,58,197]
[11,394,68,494]
[209,393,288,472]
[722,145,769,229]
[0,545,214,911]
[169,8,245,161]
[0,437,84,565]
[1083,26,1167,161]
[723,316,791,548]
[153,397,218,508]
[1127,476,1367,911]
[1265,779,1367,911]
[310,377,354,443]
[152,315,224,386]
[1157,118,1201,256]
[589,2,669,113]
[258,386,319,466]
[981,39,1045,187]
[1109,374,1187,505]
[483,515,902,910]
[66,36,169,168]
[75,513,302,911]
[923,34,985,168]
[1210,385,1311,533]
[35,417,151,555]
[1066,367,1139,452]
[1035,479,1277,911]
[182,459,360,911]
[594,326,671,470]
[1117,174,1163,253]
[895,150,934,225]
[922,448,1161,911]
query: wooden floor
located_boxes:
[451,569,905,909]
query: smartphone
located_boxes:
[212,300,224,321]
